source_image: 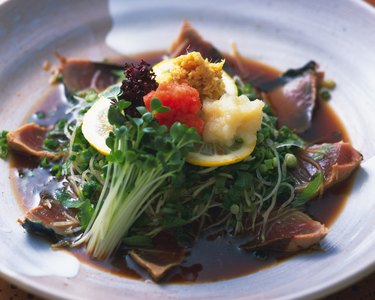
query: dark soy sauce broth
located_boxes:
[10,51,354,283]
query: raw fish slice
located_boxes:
[7,123,60,160]
[129,248,185,281]
[61,59,122,94]
[262,62,323,133]
[169,20,223,62]
[19,199,79,240]
[296,142,362,189]
[242,210,328,252]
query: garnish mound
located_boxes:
[202,94,264,147]
[144,82,204,134]
[120,60,158,116]
[157,52,225,100]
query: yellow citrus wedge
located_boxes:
[186,139,256,167]
[81,96,112,155]
[153,58,238,96]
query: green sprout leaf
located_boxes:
[102,85,122,100]
[293,172,324,207]
[150,98,170,114]
[0,130,9,159]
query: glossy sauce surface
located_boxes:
[10,52,353,283]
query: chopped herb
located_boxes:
[81,181,100,199]
[0,130,9,159]
[285,153,297,168]
[35,111,46,119]
[55,189,83,208]
[75,89,99,103]
[320,89,331,101]
[79,199,95,230]
[292,172,324,207]
[43,138,59,151]
[40,157,51,168]
[230,204,240,215]
[55,119,68,131]
[238,83,258,101]
[51,164,63,177]
[322,79,336,90]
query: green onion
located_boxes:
[0,130,9,159]
[292,172,323,207]
[43,138,59,150]
[40,157,51,168]
[35,111,46,119]
[322,79,336,90]
[285,153,297,168]
[320,90,331,101]
[51,164,63,177]
[230,204,240,215]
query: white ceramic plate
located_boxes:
[1,0,375,299]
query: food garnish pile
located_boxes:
[0,21,362,282]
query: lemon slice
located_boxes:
[186,139,256,167]
[153,58,238,96]
[82,96,112,155]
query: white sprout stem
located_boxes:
[262,140,282,202]
[261,193,278,240]
[256,168,273,186]
[192,178,216,198]
[86,169,166,259]
[277,182,296,212]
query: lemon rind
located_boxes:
[186,141,256,167]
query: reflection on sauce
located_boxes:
[70,233,291,283]
[301,100,349,144]
[10,51,354,283]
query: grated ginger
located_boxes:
[202,94,264,146]
[168,52,225,100]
